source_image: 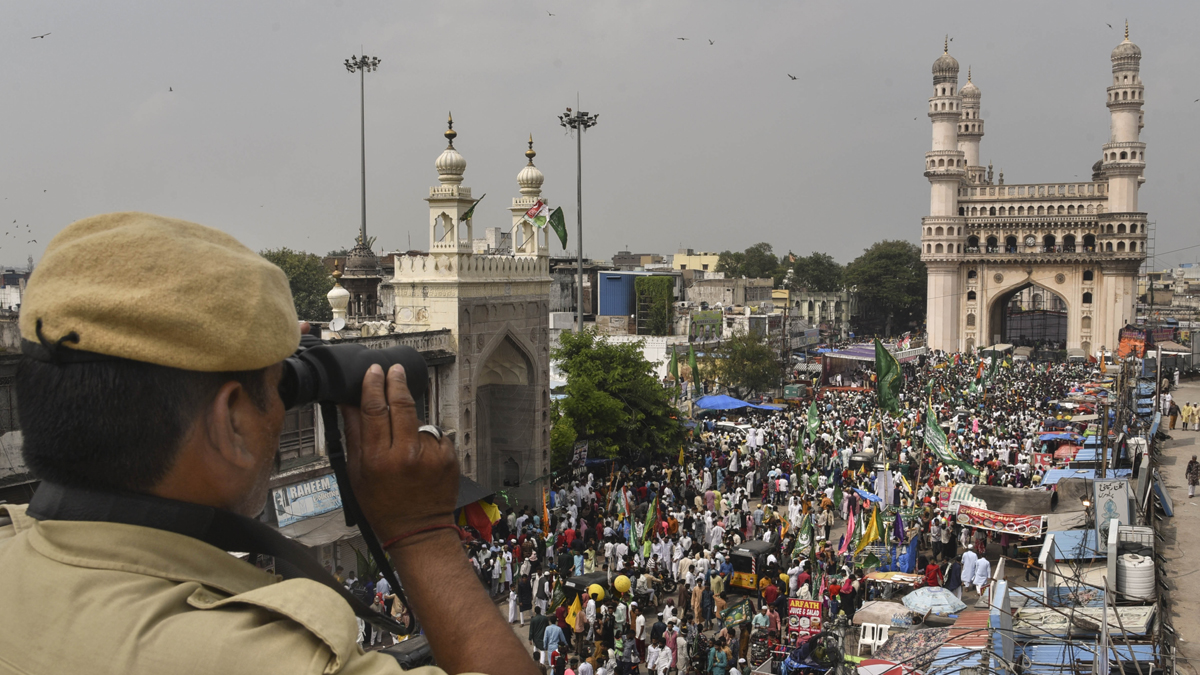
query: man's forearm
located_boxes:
[390,531,536,675]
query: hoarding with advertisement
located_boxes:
[272,473,342,527]
[787,599,822,643]
[955,504,1045,536]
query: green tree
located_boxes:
[260,247,335,321]
[842,240,926,336]
[551,330,686,467]
[781,252,845,292]
[716,242,780,281]
[701,329,779,399]
[742,242,780,280]
[715,250,746,277]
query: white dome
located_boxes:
[517,163,544,195]
[436,146,466,184]
[327,279,350,312]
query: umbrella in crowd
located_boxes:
[901,586,967,615]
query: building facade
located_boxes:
[921,30,1147,355]
[382,119,552,504]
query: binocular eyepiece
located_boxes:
[278,335,429,411]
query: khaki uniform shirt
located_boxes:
[0,503,455,675]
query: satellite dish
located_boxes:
[330,317,346,331]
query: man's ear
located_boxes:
[207,379,259,470]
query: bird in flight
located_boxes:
[169,87,173,92]
[28,240,37,244]
[787,74,797,80]
[547,10,555,16]
[708,39,714,45]
[677,37,689,41]
[1106,23,1113,29]
[1194,98,1199,102]
[31,33,50,39]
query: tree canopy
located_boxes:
[260,247,334,322]
[550,330,686,468]
[716,242,780,280]
[779,251,845,292]
[700,329,780,400]
[842,240,926,336]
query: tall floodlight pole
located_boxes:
[558,107,599,333]
[345,53,381,246]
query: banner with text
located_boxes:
[955,505,1045,536]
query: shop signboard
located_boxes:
[955,505,1045,536]
[272,473,342,527]
[1093,479,1131,544]
[786,599,822,643]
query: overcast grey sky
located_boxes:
[3,1,1197,270]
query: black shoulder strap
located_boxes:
[26,481,413,635]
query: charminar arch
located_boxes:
[921,28,1146,355]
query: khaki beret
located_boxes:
[21,212,299,372]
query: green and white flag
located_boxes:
[873,338,902,414]
[924,405,980,476]
[546,206,568,249]
[807,400,820,444]
[793,513,813,555]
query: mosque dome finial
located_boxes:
[435,112,466,184]
[932,37,959,82]
[960,66,981,99]
[517,134,544,196]
[1111,20,1141,63]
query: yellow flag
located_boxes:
[855,506,881,555]
[1099,357,1107,373]
[679,446,685,466]
[565,594,583,629]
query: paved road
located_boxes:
[1155,379,1200,675]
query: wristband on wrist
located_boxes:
[381,524,467,549]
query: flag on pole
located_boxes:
[986,355,1000,382]
[873,338,902,414]
[542,487,550,536]
[855,506,881,555]
[924,404,980,476]
[793,513,813,556]
[669,348,680,383]
[566,594,583,630]
[1099,356,1107,373]
[838,507,856,555]
[459,193,486,222]
[521,199,548,226]
[688,344,700,391]
[679,445,685,466]
[807,401,820,443]
[832,482,843,509]
[545,206,568,249]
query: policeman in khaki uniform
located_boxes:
[0,213,536,675]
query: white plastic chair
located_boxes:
[875,625,890,651]
[858,622,878,656]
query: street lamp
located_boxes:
[345,53,381,247]
[558,106,599,333]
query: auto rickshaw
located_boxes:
[728,540,774,594]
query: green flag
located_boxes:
[832,482,843,509]
[924,405,980,476]
[986,354,1000,382]
[807,401,820,443]
[458,193,486,222]
[545,206,568,248]
[642,496,658,558]
[873,338,902,414]
[688,344,700,391]
[793,514,813,556]
[669,348,680,383]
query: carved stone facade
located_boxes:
[381,120,552,504]
[921,31,1147,355]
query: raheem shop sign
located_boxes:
[272,474,343,527]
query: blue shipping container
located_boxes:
[597,273,637,317]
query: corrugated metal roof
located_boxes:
[931,647,986,675]
[945,610,991,648]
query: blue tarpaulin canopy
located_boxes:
[694,395,783,411]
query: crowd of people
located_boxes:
[463,351,1118,674]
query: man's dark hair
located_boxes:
[17,356,269,493]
